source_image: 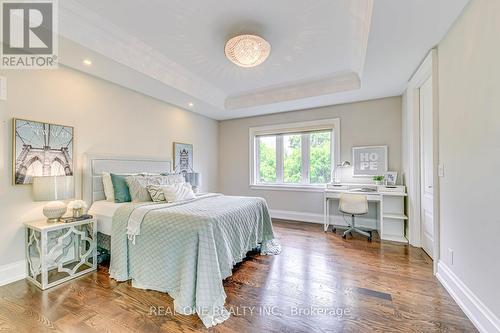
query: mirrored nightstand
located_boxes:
[24,218,97,290]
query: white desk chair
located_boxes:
[337,193,372,241]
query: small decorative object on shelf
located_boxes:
[373,175,385,185]
[67,200,88,218]
[61,214,93,223]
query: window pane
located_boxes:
[310,131,331,183]
[283,134,302,183]
[258,136,276,183]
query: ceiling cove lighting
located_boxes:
[225,34,271,68]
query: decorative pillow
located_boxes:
[126,174,187,202]
[111,173,132,203]
[161,183,195,203]
[161,173,186,185]
[102,172,114,202]
[126,176,151,202]
[146,185,166,202]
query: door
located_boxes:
[420,76,434,259]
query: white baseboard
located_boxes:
[0,260,26,286]
[270,209,323,224]
[436,261,500,333]
[269,209,374,229]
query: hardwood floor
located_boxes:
[0,220,476,332]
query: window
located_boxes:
[251,119,339,188]
[283,134,301,183]
[258,136,277,183]
[309,131,332,184]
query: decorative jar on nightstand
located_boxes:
[24,218,97,290]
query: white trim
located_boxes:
[225,72,361,110]
[270,209,323,224]
[405,49,440,274]
[269,209,374,230]
[380,235,408,243]
[250,184,326,192]
[301,133,310,183]
[250,118,341,136]
[0,260,26,286]
[249,118,341,186]
[436,261,500,333]
[276,135,284,183]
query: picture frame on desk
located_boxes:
[385,171,398,185]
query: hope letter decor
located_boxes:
[352,146,388,177]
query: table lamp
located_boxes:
[331,161,351,184]
[185,172,201,194]
[32,175,74,222]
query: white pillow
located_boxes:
[161,183,195,202]
[126,174,187,202]
[102,172,114,202]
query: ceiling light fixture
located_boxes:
[225,34,271,68]
[83,59,92,66]
[188,102,194,108]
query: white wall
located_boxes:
[218,97,402,219]
[0,66,218,267]
[437,0,500,323]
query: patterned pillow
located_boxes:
[146,185,166,202]
[126,175,187,202]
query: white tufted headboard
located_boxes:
[83,154,172,205]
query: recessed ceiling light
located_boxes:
[83,59,92,66]
[225,34,271,68]
[188,102,194,108]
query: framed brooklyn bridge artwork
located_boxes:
[13,119,74,185]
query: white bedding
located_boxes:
[88,200,126,235]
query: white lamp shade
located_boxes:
[32,176,74,201]
[185,172,201,187]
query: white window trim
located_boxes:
[249,118,340,190]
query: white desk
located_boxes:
[324,184,408,243]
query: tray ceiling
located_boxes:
[58,0,470,120]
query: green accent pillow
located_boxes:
[110,173,131,203]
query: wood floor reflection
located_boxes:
[0,220,476,332]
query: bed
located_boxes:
[83,155,280,327]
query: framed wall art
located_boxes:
[13,118,74,185]
[173,142,193,176]
[352,145,388,177]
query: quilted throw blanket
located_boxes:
[109,194,281,327]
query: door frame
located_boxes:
[404,49,440,274]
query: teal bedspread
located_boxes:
[109,195,280,327]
